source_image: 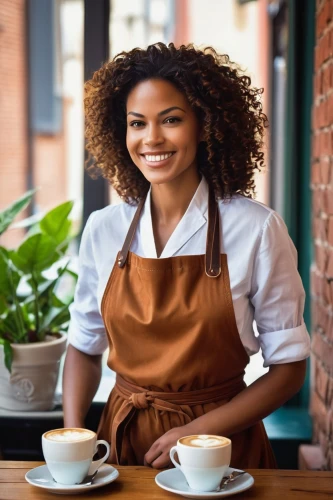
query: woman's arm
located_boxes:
[144,359,306,468]
[62,344,103,428]
[186,359,306,436]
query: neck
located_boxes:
[150,169,201,224]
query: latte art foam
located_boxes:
[179,435,229,448]
[45,429,94,442]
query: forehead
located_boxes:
[126,78,189,111]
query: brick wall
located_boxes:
[0,0,68,248]
[310,0,333,471]
[0,0,28,246]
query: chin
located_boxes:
[141,169,176,186]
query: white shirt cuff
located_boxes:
[67,322,108,355]
[258,321,311,367]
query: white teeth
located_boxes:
[144,153,173,162]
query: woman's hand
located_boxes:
[144,426,190,469]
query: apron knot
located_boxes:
[130,391,152,409]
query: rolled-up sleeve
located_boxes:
[250,211,311,367]
[68,213,108,355]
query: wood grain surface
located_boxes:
[0,461,333,500]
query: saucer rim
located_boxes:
[25,463,119,492]
[155,467,254,498]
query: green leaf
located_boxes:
[0,309,23,341]
[0,190,36,236]
[51,294,66,308]
[39,305,70,338]
[11,233,58,273]
[0,247,21,297]
[40,201,74,245]
[0,339,13,373]
[0,296,7,314]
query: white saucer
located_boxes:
[155,467,254,499]
[25,463,119,495]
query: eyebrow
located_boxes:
[127,106,186,118]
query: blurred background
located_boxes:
[0,0,332,471]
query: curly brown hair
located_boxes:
[84,42,268,204]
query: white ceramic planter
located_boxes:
[0,334,67,411]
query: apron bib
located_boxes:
[97,189,277,468]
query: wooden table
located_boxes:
[1,461,333,499]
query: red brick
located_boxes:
[0,0,28,247]
[324,278,332,303]
[315,361,330,401]
[327,0,333,23]
[313,421,320,443]
[326,98,331,127]
[320,218,328,240]
[324,31,331,61]
[317,13,323,39]
[311,268,321,296]
[311,390,329,434]
[326,248,333,277]
[327,368,333,405]
[325,189,333,214]
[312,189,319,215]
[315,244,328,273]
[323,131,331,155]
[327,447,333,471]
[320,159,331,184]
[312,331,333,372]
[323,65,330,93]
[313,301,329,331]
[312,162,321,185]
[318,429,328,457]
[316,272,325,296]
[328,217,333,245]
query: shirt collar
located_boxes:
[139,176,209,258]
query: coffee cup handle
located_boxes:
[88,439,110,475]
[170,446,182,471]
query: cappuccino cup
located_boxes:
[42,428,110,485]
[170,434,231,492]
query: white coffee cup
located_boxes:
[170,434,231,492]
[42,428,110,485]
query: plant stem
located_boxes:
[7,263,25,341]
[30,270,40,338]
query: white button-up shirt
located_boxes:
[68,177,310,367]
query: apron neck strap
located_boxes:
[117,196,146,268]
[117,188,221,278]
[205,189,221,278]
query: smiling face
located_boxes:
[126,78,200,187]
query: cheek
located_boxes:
[126,132,137,157]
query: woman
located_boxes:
[63,43,310,469]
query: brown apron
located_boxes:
[98,189,277,468]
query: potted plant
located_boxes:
[0,192,77,411]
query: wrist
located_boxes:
[183,419,208,437]
[63,415,85,429]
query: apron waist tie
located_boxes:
[111,374,246,464]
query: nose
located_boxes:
[143,124,164,147]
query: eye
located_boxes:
[129,120,145,128]
[164,117,181,124]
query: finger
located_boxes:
[151,453,171,470]
[144,448,162,467]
